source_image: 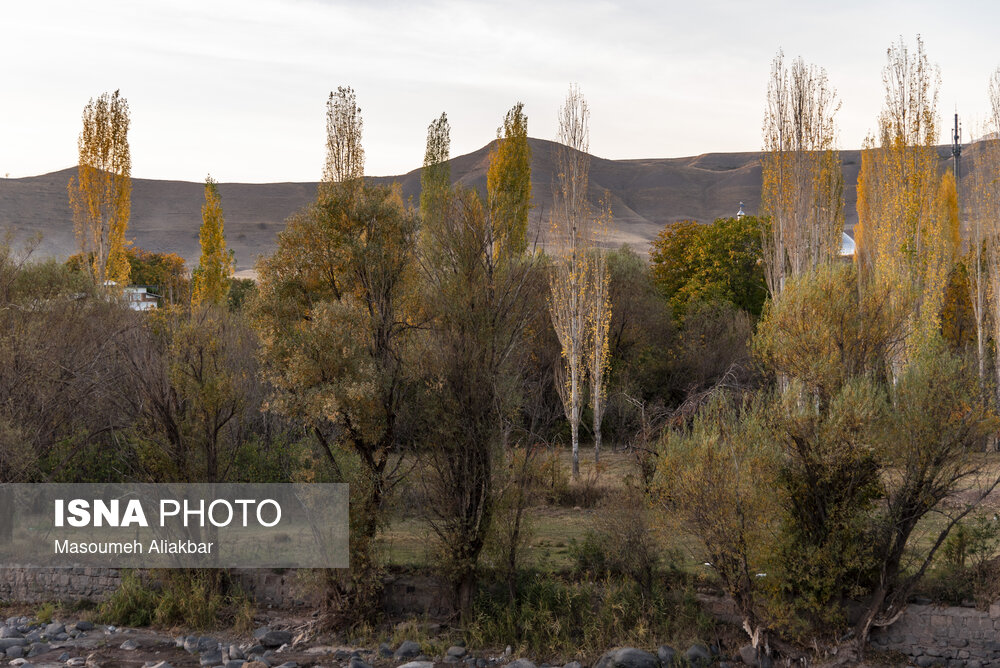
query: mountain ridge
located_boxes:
[0,138,959,271]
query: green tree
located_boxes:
[650,215,767,319]
[421,112,451,226]
[419,185,543,617]
[191,176,234,308]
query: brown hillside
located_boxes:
[0,139,960,271]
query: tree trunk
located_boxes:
[571,362,580,479]
[594,406,602,464]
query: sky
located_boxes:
[2,0,1000,183]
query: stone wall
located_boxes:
[869,602,1000,667]
[0,567,453,618]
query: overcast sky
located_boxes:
[2,0,999,183]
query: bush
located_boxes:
[467,574,713,658]
[568,491,661,592]
[98,570,254,630]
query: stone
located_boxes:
[243,662,270,668]
[507,660,537,668]
[199,637,221,653]
[230,645,245,660]
[379,644,394,658]
[201,652,224,667]
[227,661,246,668]
[257,631,292,649]
[274,663,298,668]
[58,653,70,662]
[684,645,712,668]
[594,648,659,668]
[68,658,87,667]
[0,627,21,638]
[657,646,676,668]
[739,646,762,668]
[396,662,433,668]
[395,641,422,661]
[448,647,468,659]
[43,624,65,638]
[563,663,584,668]
[7,645,25,659]
[150,663,174,668]
[74,622,94,632]
[8,660,29,667]
[28,643,51,658]
[915,658,936,668]
[25,631,42,644]
[120,640,139,651]
[349,658,371,668]
[185,637,201,654]
[246,645,266,656]
[392,640,420,661]
[0,638,28,649]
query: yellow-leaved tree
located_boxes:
[68,90,132,287]
[487,103,532,260]
[856,36,948,359]
[761,51,843,299]
[191,176,234,307]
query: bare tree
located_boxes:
[761,51,843,298]
[969,67,1000,406]
[322,86,364,184]
[549,84,593,478]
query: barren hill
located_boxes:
[0,138,958,271]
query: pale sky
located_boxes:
[2,0,1000,183]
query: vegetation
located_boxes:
[10,34,1000,665]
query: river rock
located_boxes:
[243,662,269,668]
[657,646,675,667]
[395,641,422,660]
[684,645,711,667]
[44,624,65,638]
[595,648,659,668]
[200,651,224,667]
[28,642,50,657]
[184,637,200,654]
[74,622,95,632]
[447,646,467,659]
[563,662,584,668]
[120,640,139,651]
[397,662,433,668]
[6,645,24,659]
[508,660,537,668]
[379,643,394,658]
[349,657,371,668]
[257,631,291,648]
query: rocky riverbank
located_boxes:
[0,613,764,668]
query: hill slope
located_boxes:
[0,138,958,271]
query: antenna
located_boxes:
[952,111,962,182]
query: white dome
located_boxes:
[840,232,856,256]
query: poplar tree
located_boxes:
[68,90,132,287]
[549,85,612,476]
[487,103,532,259]
[322,86,364,185]
[421,112,451,226]
[191,175,233,308]
[856,36,946,357]
[761,51,843,299]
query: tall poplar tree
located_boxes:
[761,51,843,299]
[68,90,132,287]
[191,175,233,307]
[487,103,532,259]
[856,36,946,356]
[421,112,451,225]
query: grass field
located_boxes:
[379,445,1000,598]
